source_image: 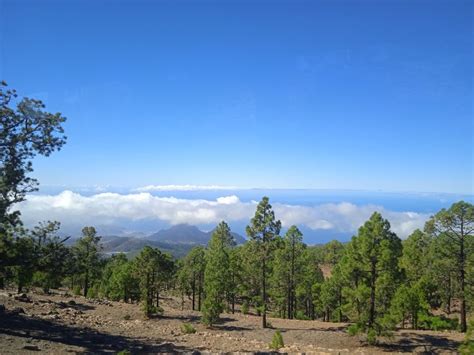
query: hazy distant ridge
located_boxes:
[100,224,246,257]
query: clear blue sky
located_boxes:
[1,0,472,194]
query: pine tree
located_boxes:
[32,221,70,293]
[272,225,305,319]
[73,226,102,297]
[101,254,139,302]
[227,246,243,313]
[343,212,402,333]
[297,247,324,320]
[425,201,474,332]
[133,246,175,317]
[322,240,345,266]
[246,197,281,328]
[0,82,66,287]
[238,240,262,312]
[202,221,233,326]
[182,246,206,311]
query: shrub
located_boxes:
[241,302,249,315]
[366,328,377,345]
[269,330,284,350]
[73,285,81,296]
[347,323,361,336]
[459,320,474,355]
[117,350,131,355]
[295,311,310,320]
[347,323,387,344]
[86,285,99,299]
[123,314,131,320]
[418,314,458,331]
[181,322,196,334]
[141,304,164,317]
[202,298,221,326]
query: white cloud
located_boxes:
[17,191,429,238]
[133,184,240,192]
[216,195,240,205]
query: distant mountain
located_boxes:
[100,235,193,258]
[69,224,246,259]
[148,224,246,245]
[149,224,209,244]
[206,228,247,245]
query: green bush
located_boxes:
[141,304,164,317]
[347,323,361,336]
[347,323,385,344]
[459,320,474,355]
[418,314,458,331]
[73,285,82,296]
[366,328,377,345]
[269,330,284,350]
[117,350,131,355]
[295,311,310,320]
[86,284,99,299]
[241,302,249,315]
[181,322,196,334]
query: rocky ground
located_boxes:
[0,290,464,354]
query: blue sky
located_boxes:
[1,0,472,194]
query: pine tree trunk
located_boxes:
[291,239,295,319]
[338,287,342,322]
[198,273,202,311]
[84,269,89,297]
[287,286,291,319]
[447,277,451,314]
[368,260,376,328]
[460,227,467,332]
[262,256,267,328]
[192,277,196,311]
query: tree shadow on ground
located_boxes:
[158,313,202,322]
[212,324,252,332]
[0,310,194,354]
[217,316,238,323]
[36,298,96,312]
[377,333,460,353]
[59,301,96,312]
[278,325,348,333]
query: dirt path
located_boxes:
[0,291,464,354]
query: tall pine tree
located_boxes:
[246,197,281,328]
[343,212,402,332]
[202,221,234,326]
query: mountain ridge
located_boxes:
[94,224,246,258]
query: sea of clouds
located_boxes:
[17,189,431,239]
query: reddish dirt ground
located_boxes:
[0,290,464,354]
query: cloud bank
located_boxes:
[133,185,240,192]
[16,191,430,239]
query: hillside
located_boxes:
[100,235,192,258]
[148,224,246,245]
[97,224,246,258]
